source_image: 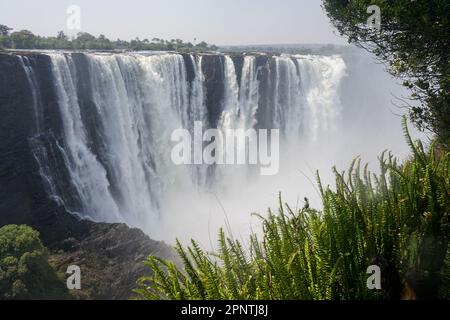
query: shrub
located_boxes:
[0,225,68,299]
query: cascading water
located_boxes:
[238,56,260,130]
[20,51,378,244]
[219,55,240,130]
[295,55,346,141]
[49,53,124,223]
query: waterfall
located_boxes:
[21,51,347,237]
[18,56,43,133]
[272,55,304,138]
[238,56,259,129]
[48,52,205,227]
[188,54,209,187]
[189,55,207,123]
[18,56,62,206]
[219,55,240,130]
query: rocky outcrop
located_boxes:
[49,221,178,300]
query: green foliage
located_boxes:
[322,0,450,145]
[135,122,450,300]
[0,24,12,36]
[0,225,68,299]
[10,30,36,49]
[0,24,218,52]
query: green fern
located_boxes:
[134,121,450,300]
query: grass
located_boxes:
[134,119,450,300]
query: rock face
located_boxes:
[0,52,176,299]
[49,222,178,300]
[201,54,225,127]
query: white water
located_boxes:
[24,51,417,245]
[50,54,123,223]
[239,56,260,129]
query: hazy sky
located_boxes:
[0,0,347,45]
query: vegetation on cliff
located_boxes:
[0,24,218,52]
[0,225,68,299]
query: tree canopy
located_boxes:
[0,25,218,52]
[322,0,450,144]
[0,225,68,299]
[0,24,12,36]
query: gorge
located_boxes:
[0,49,413,298]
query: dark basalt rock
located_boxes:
[255,55,275,130]
[181,53,196,84]
[0,53,42,227]
[230,54,244,87]
[201,54,225,128]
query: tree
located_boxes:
[97,34,112,50]
[0,24,12,36]
[10,30,36,49]
[166,42,175,51]
[130,37,144,51]
[322,0,450,144]
[56,31,67,40]
[73,32,97,49]
[0,225,68,299]
[196,41,209,49]
[53,31,71,49]
[0,35,11,49]
[75,32,96,42]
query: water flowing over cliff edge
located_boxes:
[1,50,411,246]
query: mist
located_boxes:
[150,49,426,247]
